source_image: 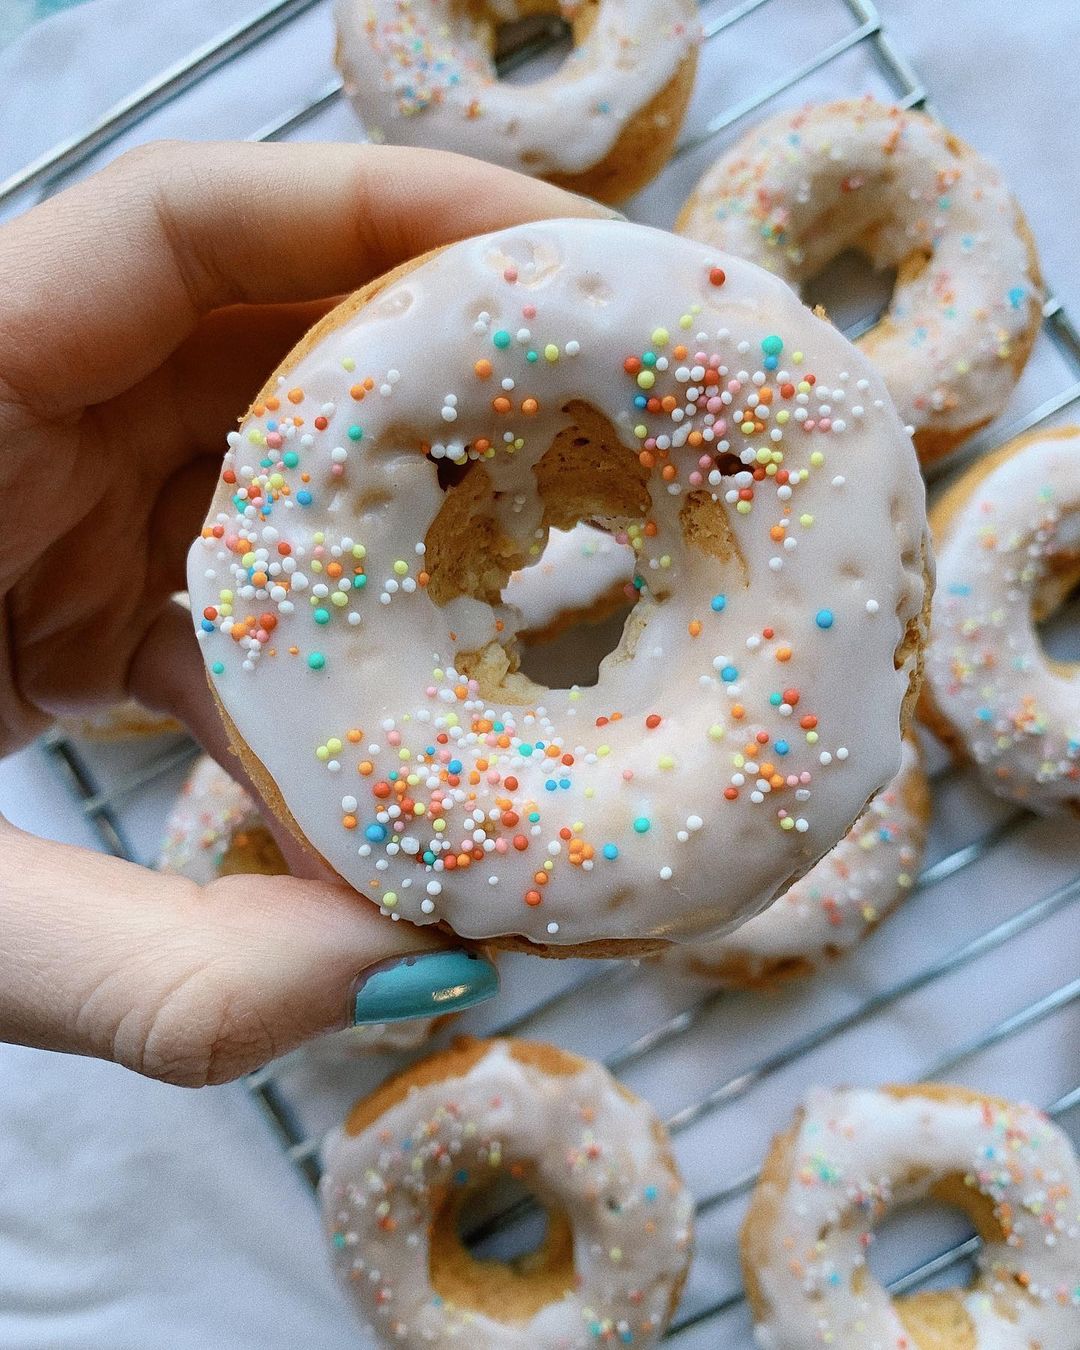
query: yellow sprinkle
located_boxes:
[597,744,611,757]
[810,451,825,467]
[708,724,725,740]
[800,513,814,527]
[544,344,559,362]
[327,738,342,754]
[658,755,675,769]
[637,370,656,390]
[383,891,397,907]
[393,560,409,576]
[651,328,669,347]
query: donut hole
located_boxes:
[493,8,573,86]
[429,1168,576,1322]
[857,1172,1011,1350]
[422,399,749,699]
[802,246,899,339]
[504,526,638,688]
[1032,555,1080,671]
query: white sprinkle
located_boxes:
[659,867,672,880]
[420,899,435,914]
[546,921,560,934]
[836,747,849,760]
[866,599,880,614]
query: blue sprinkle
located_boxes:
[545,779,558,791]
[365,823,387,842]
[711,594,726,612]
[763,355,778,370]
[297,490,313,506]
[603,843,619,860]
[815,609,834,629]
[1008,286,1025,309]
[448,759,463,774]
[774,740,790,755]
[634,394,648,409]
[200,619,215,632]
[948,582,972,596]
[977,707,994,722]
[721,664,738,682]
[558,778,571,789]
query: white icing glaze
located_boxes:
[678,98,1042,454]
[334,0,698,177]
[504,523,636,633]
[320,1039,693,1346]
[926,429,1080,813]
[187,219,929,948]
[746,1086,1080,1349]
[667,737,926,979]
[158,755,434,1053]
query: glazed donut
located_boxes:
[921,425,1080,813]
[663,736,929,987]
[320,1036,693,1347]
[676,98,1043,465]
[159,755,437,1053]
[742,1083,1080,1349]
[187,218,931,957]
[333,0,699,203]
[159,754,287,882]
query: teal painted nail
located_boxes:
[351,950,498,1026]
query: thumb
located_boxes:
[0,818,497,1086]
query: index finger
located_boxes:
[0,140,616,417]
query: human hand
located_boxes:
[0,141,613,1085]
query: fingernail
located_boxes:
[567,191,628,221]
[351,950,499,1025]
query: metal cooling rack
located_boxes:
[12,0,1080,1344]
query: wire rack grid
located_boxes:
[10,0,1080,1345]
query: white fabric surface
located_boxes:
[1,3,1079,1348]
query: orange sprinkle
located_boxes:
[688,619,702,637]
[776,647,793,663]
[347,729,362,743]
[521,398,539,416]
[342,815,357,830]
[474,359,493,379]
[493,396,512,414]
[287,388,303,404]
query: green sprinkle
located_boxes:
[308,652,326,670]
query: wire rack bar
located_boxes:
[0,0,326,208]
[463,895,1080,1248]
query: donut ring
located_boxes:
[320,1036,694,1347]
[333,0,699,203]
[159,755,438,1053]
[742,1083,1080,1349]
[676,98,1044,465]
[921,425,1080,813]
[663,735,929,988]
[187,219,931,957]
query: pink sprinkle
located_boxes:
[728,379,741,393]
[265,432,283,449]
[522,304,536,319]
[689,471,703,486]
[387,731,401,746]
[504,267,518,283]
[622,769,634,782]
[818,418,831,432]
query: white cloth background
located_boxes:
[1,2,1079,1347]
